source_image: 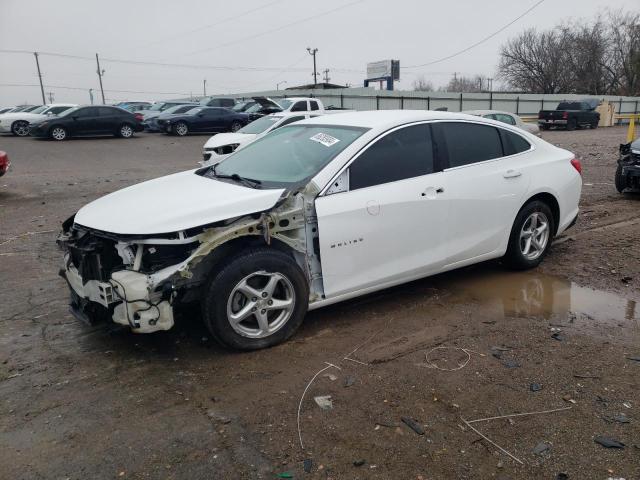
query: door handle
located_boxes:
[421,187,444,198]
[503,169,522,178]
[435,187,445,194]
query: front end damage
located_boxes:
[57,189,323,333]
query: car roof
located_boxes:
[297,110,494,129]
[463,109,516,116]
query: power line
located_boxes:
[403,0,546,69]
[0,83,194,96]
[141,0,287,49]
[181,0,365,57]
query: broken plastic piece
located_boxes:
[401,416,425,435]
[314,395,333,410]
[594,436,625,449]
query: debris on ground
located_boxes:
[276,473,293,479]
[303,458,312,473]
[401,416,425,435]
[314,395,333,410]
[343,375,356,387]
[322,373,338,381]
[502,358,521,369]
[594,436,625,449]
[551,332,567,341]
[530,383,543,392]
[613,413,630,424]
[556,474,569,480]
[353,459,366,467]
[532,441,552,455]
[562,394,577,404]
[625,356,640,363]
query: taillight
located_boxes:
[134,113,144,121]
[570,158,582,175]
[562,111,568,119]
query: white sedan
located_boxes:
[464,109,540,135]
[58,110,581,350]
[201,112,321,165]
[0,104,77,136]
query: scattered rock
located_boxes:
[556,473,569,480]
[613,413,630,424]
[530,383,543,392]
[533,441,552,455]
[401,416,425,435]
[594,436,625,449]
[562,394,577,404]
[314,395,333,410]
[551,332,566,341]
[502,358,521,369]
[621,276,632,284]
[353,459,365,467]
[322,373,338,381]
[343,375,356,387]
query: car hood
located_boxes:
[252,96,283,111]
[204,132,256,149]
[74,169,285,235]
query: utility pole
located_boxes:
[322,68,330,83]
[33,52,46,104]
[307,47,318,86]
[48,91,55,103]
[203,79,207,97]
[89,89,94,105]
[95,53,105,104]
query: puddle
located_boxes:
[434,267,639,329]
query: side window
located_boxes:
[98,107,116,116]
[49,106,69,114]
[310,101,319,111]
[349,124,434,190]
[499,129,531,156]
[276,116,305,129]
[438,122,502,168]
[494,113,516,125]
[291,101,307,112]
[76,107,98,117]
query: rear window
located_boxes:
[557,102,582,110]
[500,129,531,156]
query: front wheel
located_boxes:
[117,123,134,138]
[503,201,555,270]
[50,126,68,141]
[201,248,309,350]
[11,120,30,137]
[173,122,188,136]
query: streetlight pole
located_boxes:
[276,80,287,90]
[33,52,46,104]
[95,53,105,104]
[203,79,207,97]
[307,47,318,87]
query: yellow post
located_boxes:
[627,115,637,143]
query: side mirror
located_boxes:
[46,111,54,116]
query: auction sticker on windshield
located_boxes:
[310,132,340,147]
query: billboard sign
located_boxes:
[366,60,400,80]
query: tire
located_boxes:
[50,126,67,141]
[230,121,242,132]
[173,121,188,136]
[566,118,577,131]
[503,200,555,270]
[541,124,550,131]
[11,120,30,137]
[117,123,134,138]
[615,165,627,193]
[591,121,599,129]
[201,248,309,350]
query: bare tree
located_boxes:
[441,74,490,92]
[412,75,435,91]
[606,9,640,95]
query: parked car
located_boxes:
[142,103,199,131]
[538,100,600,131]
[0,107,14,114]
[29,105,143,140]
[0,104,77,136]
[0,151,10,177]
[201,112,321,164]
[615,136,640,193]
[463,110,540,135]
[199,97,236,108]
[232,101,259,113]
[57,110,581,350]
[137,101,191,117]
[116,102,151,112]
[157,107,249,136]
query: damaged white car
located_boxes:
[58,111,582,350]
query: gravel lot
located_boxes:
[0,127,638,480]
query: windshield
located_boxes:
[30,106,49,114]
[276,99,292,109]
[238,116,281,134]
[232,101,254,112]
[58,106,81,117]
[148,103,167,111]
[164,104,196,114]
[209,124,367,187]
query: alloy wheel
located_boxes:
[120,125,133,138]
[13,121,29,136]
[226,271,295,338]
[519,212,550,260]
[51,127,66,141]
[175,123,188,136]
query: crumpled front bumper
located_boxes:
[60,253,175,333]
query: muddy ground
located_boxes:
[0,126,638,480]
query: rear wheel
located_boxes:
[591,120,599,129]
[230,121,242,132]
[201,248,309,350]
[615,165,627,193]
[503,201,554,270]
[117,123,134,138]
[50,126,67,141]
[566,118,577,131]
[11,120,30,137]
[173,122,188,136]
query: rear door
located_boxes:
[70,107,100,135]
[316,123,450,298]
[96,107,120,133]
[433,121,532,266]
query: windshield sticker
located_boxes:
[310,132,340,147]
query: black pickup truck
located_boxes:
[538,100,600,131]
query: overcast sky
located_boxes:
[0,0,637,105]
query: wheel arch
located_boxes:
[521,192,560,235]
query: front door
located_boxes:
[316,123,449,298]
[71,107,100,135]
